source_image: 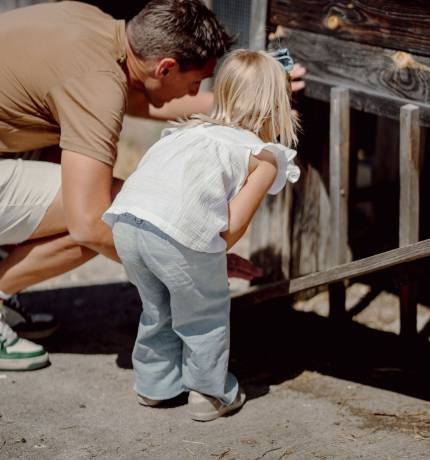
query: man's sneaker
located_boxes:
[188,387,246,422]
[0,313,49,371]
[0,295,59,340]
[137,394,162,407]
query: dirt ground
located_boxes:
[1,253,430,460]
[1,40,429,454]
[2,115,430,458]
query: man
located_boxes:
[0,0,305,371]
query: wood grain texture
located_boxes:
[289,96,332,280]
[398,104,420,338]
[232,238,430,306]
[330,87,350,265]
[399,104,421,247]
[304,75,430,128]
[269,0,430,57]
[250,189,293,284]
[279,28,430,107]
[290,164,331,278]
[328,87,350,319]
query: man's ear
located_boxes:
[155,58,178,79]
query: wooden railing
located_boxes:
[234,84,425,339]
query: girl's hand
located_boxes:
[289,63,306,93]
[227,253,263,280]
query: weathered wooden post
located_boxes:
[329,87,350,320]
[399,104,421,338]
[249,0,295,284]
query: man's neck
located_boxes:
[124,35,151,91]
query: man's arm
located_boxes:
[148,92,214,120]
[127,64,305,121]
[61,150,120,261]
[221,150,277,251]
[127,87,213,120]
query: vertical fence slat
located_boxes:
[329,87,350,319]
[330,87,350,265]
[399,104,420,247]
[399,104,421,338]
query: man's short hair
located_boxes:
[127,0,234,70]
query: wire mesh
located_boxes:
[213,0,252,49]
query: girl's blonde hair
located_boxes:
[183,49,299,147]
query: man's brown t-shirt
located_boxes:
[0,1,128,166]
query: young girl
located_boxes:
[103,49,300,421]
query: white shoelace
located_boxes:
[0,311,17,344]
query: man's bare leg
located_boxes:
[0,234,96,294]
[0,189,97,295]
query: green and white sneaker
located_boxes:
[0,312,49,371]
[1,296,59,340]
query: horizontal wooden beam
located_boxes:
[231,238,430,306]
[269,0,430,57]
[278,28,430,109]
[303,75,430,128]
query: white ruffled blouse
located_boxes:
[103,123,300,253]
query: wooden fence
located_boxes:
[238,1,430,340]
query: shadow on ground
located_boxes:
[22,283,430,403]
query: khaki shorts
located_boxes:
[0,159,61,245]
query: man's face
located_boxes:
[135,58,217,107]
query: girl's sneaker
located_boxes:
[1,295,59,340]
[188,387,246,422]
[0,312,49,371]
[137,394,162,406]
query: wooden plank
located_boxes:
[290,164,331,278]
[250,192,288,284]
[289,96,332,281]
[399,104,421,338]
[304,74,430,128]
[269,0,430,57]
[399,105,421,246]
[328,87,350,319]
[232,238,430,306]
[276,28,430,106]
[281,187,293,279]
[330,87,350,265]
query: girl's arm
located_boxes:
[221,150,277,251]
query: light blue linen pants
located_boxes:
[112,213,239,405]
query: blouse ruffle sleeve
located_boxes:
[250,143,300,194]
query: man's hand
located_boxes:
[227,253,263,280]
[290,63,306,93]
